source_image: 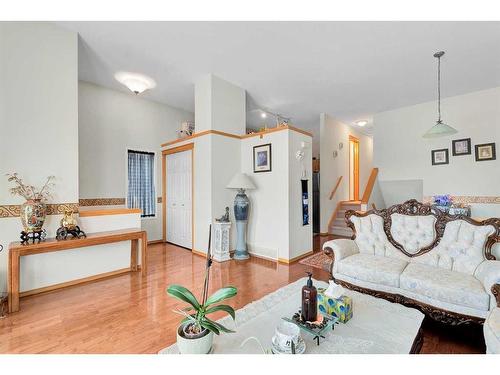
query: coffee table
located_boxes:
[160,277,424,354]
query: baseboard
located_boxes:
[192,249,207,258]
[278,250,314,264]
[147,240,164,245]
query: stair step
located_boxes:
[333,218,348,227]
[330,226,353,237]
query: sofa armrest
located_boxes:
[475,261,500,309]
[323,239,359,276]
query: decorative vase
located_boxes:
[20,199,47,233]
[233,189,250,260]
[176,323,214,354]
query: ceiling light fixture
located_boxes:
[261,111,267,119]
[422,51,458,138]
[114,71,156,95]
[356,120,368,127]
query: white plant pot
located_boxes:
[176,324,214,354]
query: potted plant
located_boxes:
[6,173,55,234]
[166,225,237,354]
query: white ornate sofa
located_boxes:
[323,200,500,325]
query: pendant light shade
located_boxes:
[422,51,458,138]
[422,120,458,138]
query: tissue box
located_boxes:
[317,288,353,323]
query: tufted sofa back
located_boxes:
[411,220,495,275]
[390,213,436,254]
[346,200,499,271]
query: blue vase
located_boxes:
[233,189,250,260]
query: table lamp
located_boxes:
[226,173,256,260]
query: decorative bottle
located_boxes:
[301,272,317,322]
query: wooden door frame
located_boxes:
[348,135,360,201]
[162,143,194,250]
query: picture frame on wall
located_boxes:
[431,148,449,166]
[253,143,272,172]
[452,138,471,156]
[475,142,496,161]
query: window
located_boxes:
[127,150,156,218]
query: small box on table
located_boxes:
[317,288,353,323]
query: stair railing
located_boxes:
[361,168,379,204]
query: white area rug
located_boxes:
[160,278,424,354]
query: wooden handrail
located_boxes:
[329,176,343,200]
[361,167,379,204]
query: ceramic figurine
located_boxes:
[215,207,230,223]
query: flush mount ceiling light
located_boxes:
[422,51,458,138]
[260,111,267,118]
[114,71,156,95]
[356,120,368,127]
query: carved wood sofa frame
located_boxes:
[324,199,500,325]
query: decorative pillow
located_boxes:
[390,213,436,254]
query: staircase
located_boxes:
[329,201,362,237]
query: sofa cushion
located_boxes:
[400,263,490,311]
[390,214,436,254]
[414,220,496,275]
[337,253,408,288]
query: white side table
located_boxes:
[213,222,231,262]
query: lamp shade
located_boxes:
[422,121,458,138]
[227,173,256,190]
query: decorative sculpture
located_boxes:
[215,207,230,223]
[56,210,86,240]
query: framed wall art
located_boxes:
[253,143,272,172]
[475,142,496,161]
[452,138,471,156]
[431,148,449,166]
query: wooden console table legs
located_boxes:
[8,229,148,313]
[8,249,20,313]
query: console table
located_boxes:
[8,228,147,313]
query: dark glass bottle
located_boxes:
[301,272,317,322]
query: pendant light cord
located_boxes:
[437,54,441,123]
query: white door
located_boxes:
[166,150,192,249]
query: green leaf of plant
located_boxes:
[204,304,236,320]
[166,285,201,310]
[204,286,237,307]
[200,320,220,335]
[204,317,235,334]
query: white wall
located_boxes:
[195,74,246,135]
[0,22,78,293]
[241,131,290,260]
[240,129,313,261]
[288,131,313,260]
[319,113,373,233]
[374,87,500,217]
[78,81,194,241]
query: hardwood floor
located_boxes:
[0,236,485,353]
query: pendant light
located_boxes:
[422,51,458,138]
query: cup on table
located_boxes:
[274,321,300,350]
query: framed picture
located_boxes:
[452,138,471,156]
[475,143,496,161]
[431,148,449,165]
[253,143,272,173]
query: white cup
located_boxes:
[274,321,300,350]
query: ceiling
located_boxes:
[57,21,500,135]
